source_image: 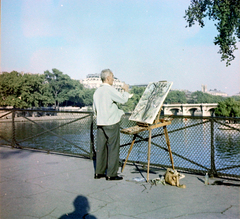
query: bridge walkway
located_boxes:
[0,146,239,219]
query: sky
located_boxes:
[1,0,240,96]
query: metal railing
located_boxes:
[119,114,240,179]
[0,108,95,158]
[0,108,239,179]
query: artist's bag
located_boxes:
[165,168,179,186]
[165,168,186,188]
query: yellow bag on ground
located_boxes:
[165,168,186,188]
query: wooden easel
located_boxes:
[120,110,174,182]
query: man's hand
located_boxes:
[122,83,129,92]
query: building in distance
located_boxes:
[80,73,125,92]
[80,76,230,98]
[201,85,228,97]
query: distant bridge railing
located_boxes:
[162,103,218,116]
[0,108,239,179]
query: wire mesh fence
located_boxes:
[119,114,240,179]
[0,109,93,157]
[0,109,239,179]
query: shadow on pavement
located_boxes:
[197,177,240,187]
[59,195,97,219]
[0,147,33,159]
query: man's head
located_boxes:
[101,69,114,85]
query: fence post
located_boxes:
[210,119,217,177]
[11,110,16,148]
[90,113,95,160]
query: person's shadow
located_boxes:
[59,195,97,219]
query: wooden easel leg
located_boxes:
[147,129,152,182]
[163,126,175,170]
[122,135,136,172]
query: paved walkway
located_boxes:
[0,146,239,219]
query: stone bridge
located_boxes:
[161,103,218,116]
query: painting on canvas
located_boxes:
[129,81,173,124]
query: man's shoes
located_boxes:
[106,176,123,181]
[94,173,106,179]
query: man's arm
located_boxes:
[122,83,133,98]
[109,85,131,104]
[92,98,97,115]
[122,83,129,92]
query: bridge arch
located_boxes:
[170,108,180,115]
[162,103,218,116]
[188,108,199,116]
[208,108,216,117]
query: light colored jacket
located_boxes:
[93,83,130,126]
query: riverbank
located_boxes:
[219,123,240,130]
[0,113,90,123]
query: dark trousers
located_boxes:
[96,122,120,177]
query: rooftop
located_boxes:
[0,146,239,219]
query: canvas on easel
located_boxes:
[121,81,174,182]
[129,81,173,124]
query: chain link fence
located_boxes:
[0,109,94,158]
[119,114,240,179]
[0,109,239,179]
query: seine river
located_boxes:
[0,116,239,175]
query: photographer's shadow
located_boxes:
[59,195,97,219]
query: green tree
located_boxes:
[188,91,225,103]
[20,74,54,108]
[120,98,136,113]
[130,86,145,107]
[82,88,95,106]
[0,71,30,108]
[164,90,187,104]
[0,71,21,107]
[118,86,145,112]
[232,95,240,101]
[63,80,85,107]
[44,69,75,109]
[0,71,54,108]
[215,97,240,118]
[184,0,240,66]
[40,81,55,107]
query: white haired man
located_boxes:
[93,69,132,180]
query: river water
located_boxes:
[0,116,239,175]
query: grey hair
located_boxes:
[101,69,112,82]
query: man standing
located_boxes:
[93,69,132,180]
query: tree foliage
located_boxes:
[43,69,94,108]
[0,71,23,108]
[20,74,54,108]
[44,69,74,109]
[0,71,53,108]
[2,70,239,117]
[184,0,240,66]
[0,69,90,109]
[189,91,225,103]
[232,95,240,101]
[81,88,95,107]
[164,90,187,104]
[63,79,85,107]
[117,88,229,112]
[118,86,145,112]
[215,97,240,118]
